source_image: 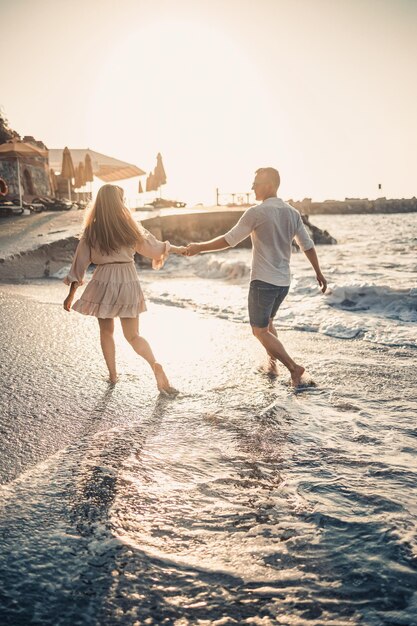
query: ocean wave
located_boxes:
[142,277,417,348]
[53,242,417,349]
[325,283,417,323]
[191,255,250,280]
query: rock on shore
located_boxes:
[0,237,79,282]
[0,208,336,281]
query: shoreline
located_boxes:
[0,205,414,283]
[1,251,416,625]
[1,198,415,258]
[0,206,336,281]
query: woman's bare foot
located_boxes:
[153,363,178,395]
[290,364,305,387]
[108,373,119,384]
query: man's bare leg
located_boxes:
[266,319,279,375]
[252,325,305,387]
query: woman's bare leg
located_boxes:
[120,317,175,393]
[98,318,117,383]
[120,317,156,366]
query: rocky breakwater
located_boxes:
[291,197,417,215]
[0,236,79,282]
[136,210,336,264]
[0,209,336,281]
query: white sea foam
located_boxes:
[326,283,417,322]
[52,265,71,280]
[54,213,417,348]
[191,254,250,280]
[279,282,417,346]
[139,214,417,348]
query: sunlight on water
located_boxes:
[137,213,417,347]
[1,214,417,624]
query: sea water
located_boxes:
[140,213,417,348]
[0,212,416,625]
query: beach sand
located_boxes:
[0,279,416,624]
[0,210,416,624]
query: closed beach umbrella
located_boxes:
[75,163,85,189]
[84,153,94,182]
[146,172,156,192]
[74,164,82,190]
[61,147,75,179]
[74,162,86,201]
[60,147,75,200]
[138,179,144,194]
[84,153,94,200]
[153,152,167,188]
[78,162,85,186]
[49,168,57,195]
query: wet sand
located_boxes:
[1,210,416,625]
[0,281,416,624]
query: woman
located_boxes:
[63,184,186,393]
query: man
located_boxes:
[186,167,327,387]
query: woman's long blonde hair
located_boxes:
[83,184,144,254]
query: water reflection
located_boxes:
[1,285,417,625]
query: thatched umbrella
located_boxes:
[60,147,75,200]
[145,172,157,192]
[84,153,94,200]
[84,153,94,182]
[74,164,82,190]
[74,162,86,202]
[78,162,86,187]
[153,152,167,196]
[74,162,86,189]
[49,168,58,196]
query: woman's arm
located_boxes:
[63,238,91,311]
[63,237,91,286]
[136,230,186,269]
[63,282,78,312]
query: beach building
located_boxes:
[0,140,51,201]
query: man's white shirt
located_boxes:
[224,197,314,287]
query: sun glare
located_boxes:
[85,18,292,204]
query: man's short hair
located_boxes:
[255,167,280,190]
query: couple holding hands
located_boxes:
[64,168,327,394]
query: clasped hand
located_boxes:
[185,243,201,256]
[175,243,202,257]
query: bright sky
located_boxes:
[1,0,416,204]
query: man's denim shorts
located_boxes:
[248,280,290,328]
